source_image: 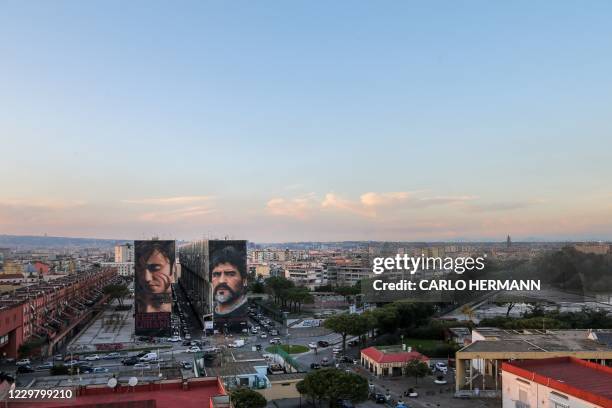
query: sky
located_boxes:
[1,1,612,242]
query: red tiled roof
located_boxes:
[503,357,612,408]
[9,378,226,408]
[361,346,429,364]
[0,274,24,279]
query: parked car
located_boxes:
[77,365,93,373]
[340,356,358,364]
[310,363,321,370]
[185,346,201,353]
[181,361,193,370]
[332,347,342,353]
[336,400,354,408]
[16,359,31,367]
[17,365,35,374]
[308,342,317,349]
[133,363,150,369]
[37,362,54,370]
[321,358,330,367]
[373,393,386,404]
[317,340,329,348]
[93,367,109,374]
[347,340,359,347]
[103,352,121,360]
[260,333,268,339]
[85,354,100,361]
[269,338,281,345]
[168,335,182,342]
[54,354,63,361]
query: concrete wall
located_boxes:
[501,370,602,408]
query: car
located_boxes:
[332,347,342,353]
[133,363,150,369]
[16,359,31,367]
[321,358,330,367]
[122,356,139,366]
[260,333,268,339]
[336,400,354,408]
[184,333,191,340]
[37,362,54,370]
[85,354,100,361]
[103,352,121,359]
[317,340,329,348]
[17,365,35,374]
[181,361,193,370]
[373,393,386,404]
[310,363,321,370]
[54,354,63,361]
[434,362,448,374]
[185,346,201,353]
[168,335,182,342]
[65,360,79,366]
[347,340,359,347]
[308,342,317,349]
[340,356,357,364]
[182,340,192,346]
[270,329,279,336]
[139,352,158,362]
[93,367,109,374]
[395,402,409,408]
[77,365,93,373]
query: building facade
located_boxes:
[502,357,612,408]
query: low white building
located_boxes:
[502,357,612,408]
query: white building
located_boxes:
[502,357,612,408]
[101,262,134,277]
[114,243,134,263]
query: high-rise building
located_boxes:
[114,243,134,263]
[506,235,512,248]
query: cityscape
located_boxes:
[0,237,611,407]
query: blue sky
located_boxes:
[1,1,612,241]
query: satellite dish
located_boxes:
[128,377,138,387]
[107,378,117,388]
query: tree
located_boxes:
[494,301,517,318]
[230,388,267,408]
[404,359,430,385]
[103,284,130,307]
[249,280,265,294]
[265,276,294,306]
[323,313,358,351]
[460,305,475,322]
[296,368,368,408]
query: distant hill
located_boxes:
[0,234,127,249]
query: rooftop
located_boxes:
[460,328,612,354]
[503,357,612,408]
[361,346,429,364]
[204,361,264,377]
[7,377,226,408]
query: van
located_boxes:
[139,352,158,362]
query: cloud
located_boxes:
[0,198,86,210]
[138,206,216,222]
[266,195,318,219]
[360,192,410,207]
[322,193,376,217]
[268,191,477,219]
[122,196,214,205]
